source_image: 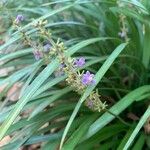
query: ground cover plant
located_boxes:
[0,0,150,149]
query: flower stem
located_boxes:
[104,108,131,126]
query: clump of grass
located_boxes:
[0,0,150,150]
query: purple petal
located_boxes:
[16,14,24,23]
[43,43,51,52]
[81,71,95,85]
[91,79,96,85]
[85,71,91,76]
[33,50,43,60]
[87,100,93,108]
[74,57,85,67]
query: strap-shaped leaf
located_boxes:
[86,85,150,139]
[0,58,59,140]
[0,37,110,141]
[0,5,73,52]
[123,106,150,150]
[60,43,128,149]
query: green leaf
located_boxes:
[77,123,127,150]
[86,86,150,140]
[29,87,71,119]
[0,62,38,87]
[59,43,127,149]
[62,114,98,150]
[0,59,59,140]
[142,24,150,68]
[123,106,150,150]
[19,60,43,97]
[67,37,112,56]
[132,133,145,150]
[32,75,66,98]
[117,125,135,150]
[0,48,32,63]
[1,103,75,150]
[0,36,107,141]
[0,5,73,52]
[122,0,149,14]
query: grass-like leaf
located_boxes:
[60,43,127,149]
[86,85,150,139]
[123,106,150,150]
[0,59,59,140]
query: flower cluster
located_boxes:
[62,57,95,94]
[85,91,107,112]
[117,2,129,42]
[52,47,105,111]
[14,16,107,112]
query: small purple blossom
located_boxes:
[87,100,94,109]
[54,70,65,77]
[81,71,95,85]
[43,43,51,53]
[118,31,126,38]
[15,14,24,24]
[33,50,43,60]
[60,63,66,69]
[74,57,85,67]
[54,64,65,77]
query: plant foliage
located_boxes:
[0,0,150,150]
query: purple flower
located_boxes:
[15,14,24,24]
[54,64,65,77]
[33,50,43,60]
[43,43,51,53]
[81,71,95,85]
[118,31,126,38]
[60,63,66,69]
[87,100,94,109]
[74,57,85,67]
[54,70,64,77]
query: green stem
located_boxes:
[104,108,131,126]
